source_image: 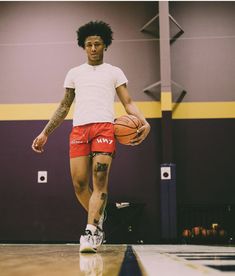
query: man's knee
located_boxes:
[72,177,88,194]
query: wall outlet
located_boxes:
[38,171,47,183]
[161,167,171,180]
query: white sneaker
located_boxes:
[79,230,97,253]
[94,227,105,247]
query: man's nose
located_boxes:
[91,45,96,51]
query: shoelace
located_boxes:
[84,228,104,245]
[84,230,94,243]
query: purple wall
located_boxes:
[0,119,161,243]
[1,118,235,242]
[174,119,235,205]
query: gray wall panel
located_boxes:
[1,1,234,103]
[0,1,158,103]
[170,1,235,101]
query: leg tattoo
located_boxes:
[92,163,109,225]
[93,218,99,225]
[95,162,109,172]
[99,193,107,215]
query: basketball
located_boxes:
[114,115,142,145]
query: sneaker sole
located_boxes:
[79,245,97,253]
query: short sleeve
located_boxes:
[114,67,128,88]
[63,68,75,88]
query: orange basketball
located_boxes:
[114,115,142,145]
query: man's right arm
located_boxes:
[43,88,75,136]
[32,88,75,153]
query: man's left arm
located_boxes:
[116,83,151,145]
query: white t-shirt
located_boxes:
[64,63,128,126]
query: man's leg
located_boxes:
[79,154,112,253]
[88,153,112,226]
[70,156,92,211]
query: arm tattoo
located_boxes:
[43,88,75,136]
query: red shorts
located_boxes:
[69,122,116,158]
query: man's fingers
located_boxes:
[137,125,145,133]
[129,132,143,145]
[32,138,44,153]
[32,145,43,153]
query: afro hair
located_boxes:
[76,21,113,49]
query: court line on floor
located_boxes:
[118,245,143,276]
[132,245,222,276]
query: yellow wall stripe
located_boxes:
[0,101,235,120]
[161,92,172,111]
[0,102,161,121]
[172,102,235,119]
[0,103,74,121]
[115,102,162,118]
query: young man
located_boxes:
[32,21,150,253]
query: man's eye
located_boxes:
[85,43,102,48]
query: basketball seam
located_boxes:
[115,132,137,137]
[126,115,139,128]
[114,123,137,129]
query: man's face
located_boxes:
[84,36,106,65]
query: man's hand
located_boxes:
[130,122,151,146]
[32,132,48,153]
